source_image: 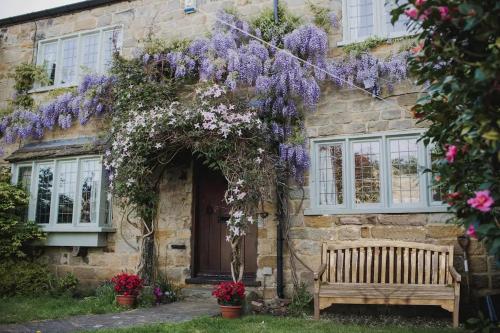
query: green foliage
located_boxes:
[55,273,79,296]
[74,315,459,333]
[308,2,333,32]
[95,281,117,305]
[9,63,48,109]
[0,167,44,259]
[143,38,191,55]
[392,0,500,256]
[287,282,313,317]
[0,260,55,296]
[156,274,182,303]
[252,5,301,47]
[137,286,155,307]
[342,36,387,56]
[0,294,121,324]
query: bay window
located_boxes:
[12,156,110,230]
[309,132,447,214]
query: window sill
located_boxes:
[336,33,416,47]
[35,227,115,247]
[39,225,115,233]
[29,83,77,94]
[304,206,449,216]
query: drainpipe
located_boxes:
[276,174,285,298]
[273,0,279,24]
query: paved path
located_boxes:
[0,300,219,333]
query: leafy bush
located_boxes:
[95,281,116,305]
[0,167,44,260]
[154,274,182,304]
[55,273,79,296]
[0,260,55,296]
[288,282,313,317]
[137,286,155,307]
[252,5,301,47]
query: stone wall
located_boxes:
[0,0,498,298]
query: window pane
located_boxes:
[81,33,99,73]
[102,29,121,71]
[430,145,446,202]
[36,164,53,224]
[61,38,77,84]
[57,161,77,224]
[79,160,101,223]
[349,0,374,39]
[353,141,381,204]
[390,138,420,204]
[319,144,344,205]
[17,166,32,191]
[40,42,57,86]
[385,1,409,35]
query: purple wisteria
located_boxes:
[0,74,114,148]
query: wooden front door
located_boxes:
[194,163,257,279]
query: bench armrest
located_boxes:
[449,266,461,282]
[314,263,327,281]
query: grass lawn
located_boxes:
[0,295,121,324]
[81,315,463,333]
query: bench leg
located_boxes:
[314,294,319,319]
[452,283,460,328]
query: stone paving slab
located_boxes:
[0,300,219,333]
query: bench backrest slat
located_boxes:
[321,241,454,285]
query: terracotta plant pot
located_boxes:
[116,294,136,308]
[220,305,242,319]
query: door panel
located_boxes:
[194,163,257,278]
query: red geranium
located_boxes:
[212,281,245,306]
[111,272,143,296]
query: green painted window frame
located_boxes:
[306,131,448,215]
[11,155,113,233]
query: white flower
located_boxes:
[255,157,262,164]
[227,196,234,203]
[232,210,244,219]
[237,192,246,200]
[257,148,264,154]
[126,178,135,187]
[155,143,162,149]
[236,179,244,185]
[225,235,231,242]
[247,216,254,224]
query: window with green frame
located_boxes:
[308,132,447,214]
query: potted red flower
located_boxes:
[212,281,245,319]
[111,272,143,308]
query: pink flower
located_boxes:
[467,190,495,213]
[466,224,477,239]
[415,0,426,6]
[445,145,458,163]
[404,7,419,19]
[438,6,450,20]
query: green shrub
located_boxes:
[0,167,44,260]
[95,281,116,305]
[137,286,155,307]
[288,282,313,317]
[0,260,55,296]
[55,273,79,296]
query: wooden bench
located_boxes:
[313,240,461,327]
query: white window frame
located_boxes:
[11,155,112,232]
[34,25,123,91]
[306,131,448,215]
[340,0,412,45]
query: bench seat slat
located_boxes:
[319,284,454,300]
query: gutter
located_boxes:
[0,0,127,27]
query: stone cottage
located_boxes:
[0,0,498,302]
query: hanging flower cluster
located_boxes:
[0,74,115,147]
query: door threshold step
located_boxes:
[185,276,261,287]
